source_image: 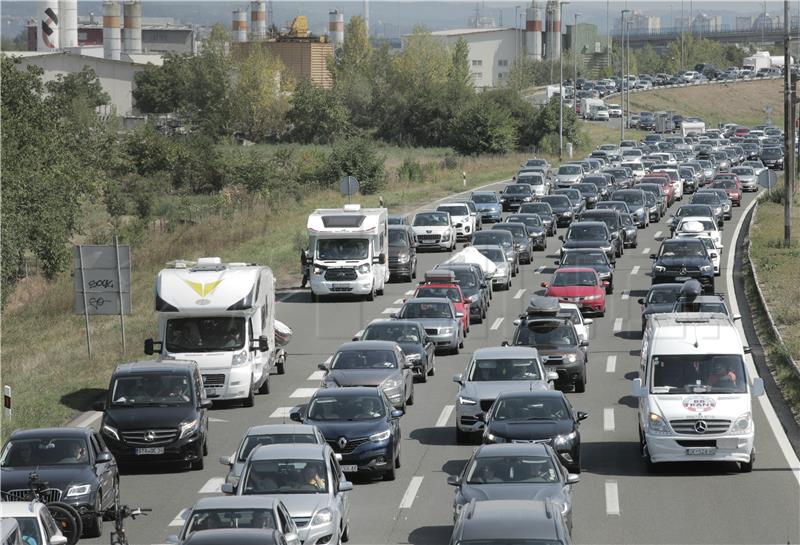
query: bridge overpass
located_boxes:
[612,24,791,49]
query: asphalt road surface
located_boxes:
[79,179,800,545]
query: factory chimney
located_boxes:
[103,0,121,60]
[123,0,142,54]
[525,0,543,61]
[250,0,266,40]
[58,0,77,48]
[363,0,369,33]
[37,0,60,51]
[232,9,248,43]
[329,10,344,48]
[545,0,561,59]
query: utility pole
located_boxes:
[559,1,568,160]
[785,0,794,246]
[620,9,629,142]
[626,19,631,131]
[606,0,610,68]
[574,12,581,113]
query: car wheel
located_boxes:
[606,284,613,295]
[376,287,384,296]
[83,497,103,538]
[366,285,375,302]
[311,292,319,303]
[632,239,638,248]
[459,336,464,349]
[739,450,755,473]
[243,382,256,407]
[383,462,397,481]
[412,264,417,280]
[407,385,414,406]
[203,437,208,456]
[574,374,586,393]
[419,365,428,383]
[452,342,460,355]
[455,427,470,444]
[258,374,270,395]
[342,523,350,543]
[192,451,205,471]
[428,356,436,376]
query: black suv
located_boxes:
[650,238,715,293]
[559,221,616,263]
[540,195,574,227]
[500,184,534,211]
[95,360,211,471]
[1,427,120,537]
[436,263,491,321]
[577,209,625,257]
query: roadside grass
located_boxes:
[628,79,784,128]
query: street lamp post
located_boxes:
[559,1,569,160]
[574,12,581,114]
[620,9,629,142]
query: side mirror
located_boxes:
[50,537,68,545]
[391,409,404,419]
[96,451,113,463]
[165,535,180,545]
[289,409,303,423]
[631,378,647,398]
[92,400,105,412]
[558,235,564,241]
[403,362,414,369]
[257,335,269,352]
[452,373,463,384]
[554,260,560,265]
[200,399,213,409]
[541,281,549,288]
[649,253,657,259]
[547,371,559,382]
[501,340,510,347]
[732,314,742,321]
[144,338,158,356]
[221,482,235,495]
[455,311,465,318]
[379,253,387,265]
[637,298,646,305]
[576,411,589,421]
[602,281,610,286]
[580,340,589,347]
[567,473,581,485]
[710,253,718,259]
[512,319,521,326]
[743,346,752,354]
[475,412,485,422]
[317,363,329,371]
[447,474,461,486]
[219,455,233,466]
[480,283,488,289]
[584,318,594,325]
[339,481,354,492]
[751,377,765,397]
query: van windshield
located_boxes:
[317,239,370,260]
[110,375,193,406]
[166,317,246,353]
[650,354,746,394]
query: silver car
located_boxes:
[473,244,512,291]
[555,164,584,188]
[395,298,464,355]
[731,166,758,192]
[222,443,352,545]
[220,424,325,486]
[453,346,556,443]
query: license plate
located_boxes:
[332,284,348,289]
[204,388,219,397]
[341,465,358,473]
[135,447,165,455]
[685,447,716,456]
[675,276,690,282]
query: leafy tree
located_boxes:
[449,37,471,86]
[323,137,386,194]
[507,57,562,91]
[231,47,288,142]
[450,95,517,155]
[132,54,188,114]
[287,79,352,144]
[45,67,110,110]
[635,44,662,75]
[481,88,538,148]
[530,97,583,151]
[331,16,372,78]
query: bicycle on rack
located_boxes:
[10,472,84,545]
[108,504,151,545]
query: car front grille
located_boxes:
[292,517,311,528]
[325,268,358,281]
[121,428,179,446]
[327,437,370,455]
[202,374,225,387]
[2,488,62,502]
[663,265,700,273]
[670,419,731,435]
[417,234,441,243]
[480,399,495,412]
[424,328,439,335]
[542,355,564,364]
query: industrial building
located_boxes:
[428,28,523,88]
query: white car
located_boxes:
[559,303,593,342]
[674,217,722,250]
[411,210,456,251]
[607,103,622,117]
[622,162,645,181]
[592,106,610,121]
[696,235,722,276]
[437,203,475,242]
[0,502,68,545]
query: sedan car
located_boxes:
[453,346,554,443]
[554,189,586,217]
[542,268,607,316]
[559,221,616,263]
[318,341,414,410]
[469,191,503,223]
[557,248,614,294]
[506,214,547,250]
[412,271,471,333]
[500,184,535,212]
[730,166,759,192]
[410,211,455,251]
[555,164,584,187]
[711,177,742,207]
[541,195,575,227]
[637,283,683,331]
[355,320,435,382]
[515,171,550,197]
[518,202,557,236]
[492,223,534,265]
[573,183,601,209]
[480,391,587,474]
[760,146,784,169]
[610,189,648,228]
[577,210,625,257]
[473,244,512,291]
[472,230,518,276]
[689,193,725,226]
[394,298,464,355]
[697,188,732,220]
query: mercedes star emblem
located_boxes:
[679,267,688,276]
[337,437,348,449]
[144,430,156,442]
[694,420,708,434]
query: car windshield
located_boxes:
[713,180,737,189]
[1,438,89,467]
[493,224,525,238]
[492,397,569,421]
[518,175,544,185]
[306,395,385,421]
[364,323,421,343]
[110,374,193,406]
[562,252,607,266]
[556,190,581,201]
[732,168,753,175]
[465,455,559,485]
[317,238,370,260]
[508,216,542,228]
[476,247,506,263]
[471,194,497,203]
[647,286,682,304]
[474,232,512,248]
[504,185,531,195]
[331,350,397,370]
[468,359,542,381]
[558,165,581,175]
[400,302,453,319]
[10,518,42,545]
[438,205,468,216]
[242,458,329,495]
[650,354,747,394]
[165,316,245,353]
[614,192,644,206]
[659,241,706,258]
[388,230,409,247]
[413,212,448,226]
[185,508,276,536]
[526,159,547,167]
[416,286,462,302]
[541,196,569,208]
[678,206,711,218]
[620,214,633,227]
[238,434,319,461]
[567,224,606,240]
[552,271,598,286]
[692,194,720,206]
[597,202,628,213]
[516,322,577,348]
[575,184,598,194]
[519,204,550,215]
[679,219,715,231]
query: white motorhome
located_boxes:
[145,257,284,406]
[681,121,706,137]
[580,98,604,119]
[307,204,389,301]
[632,313,764,472]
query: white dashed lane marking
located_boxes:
[393,298,405,304]
[606,355,617,373]
[208,417,228,423]
[630,265,640,275]
[654,231,663,239]
[613,318,623,333]
[621,291,629,301]
[642,247,651,254]
[198,477,225,494]
[435,405,455,427]
[290,388,318,398]
[169,509,189,526]
[535,266,546,273]
[307,371,325,381]
[399,476,424,509]
[269,407,293,418]
[603,408,615,431]
[605,480,621,516]
[382,308,400,314]
[490,317,504,330]
[405,290,414,295]
[513,288,526,299]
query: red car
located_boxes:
[641,174,674,205]
[541,267,607,316]
[411,271,471,334]
[711,175,742,206]
[734,126,750,137]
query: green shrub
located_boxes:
[398,158,425,183]
[449,97,516,156]
[324,137,386,194]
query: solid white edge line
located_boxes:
[613,318,623,333]
[490,317,504,330]
[726,198,800,486]
[513,288,526,299]
[398,476,424,509]
[436,405,455,427]
[630,265,640,275]
[603,408,615,431]
[605,480,621,516]
[198,477,225,494]
[169,508,190,526]
[606,355,617,373]
[73,411,102,429]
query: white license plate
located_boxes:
[204,388,219,397]
[675,276,690,282]
[341,465,358,472]
[686,447,716,456]
[135,447,165,455]
[332,284,348,289]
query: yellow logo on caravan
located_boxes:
[183,279,224,298]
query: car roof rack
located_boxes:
[525,295,561,316]
[422,270,457,284]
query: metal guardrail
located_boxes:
[603,74,784,101]
[746,200,800,380]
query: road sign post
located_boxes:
[339,176,359,203]
[3,385,11,417]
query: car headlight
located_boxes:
[311,508,333,526]
[566,354,577,363]
[381,377,403,391]
[357,263,371,274]
[66,484,92,498]
[458,396,477,406]
[440,327,454,334]
[405,353,422,362]
[523,197,532,202]
[648,412,671,435]
[179,418,200,439]
[554,431,578,446]
[102,423,120,441]
[483,432,505,443]
[232,349,249,366]
[653,265,666,273]
[562,211,571,216]
[313,266,323,275]
[396,254,410,264]
[700,265,713,273]
[584,294,601,300]
[442,229,452,240]
[466,294,480,303]
[370,429,392,442]
[730,412,753,435]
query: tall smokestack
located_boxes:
[58,0,77,48]
[232,9,248,43]
[123,0,142,54]
[250,0,266,40]
[526,0,543,61]
[544,0,560,60]
[329,10,344,48]
[551,0,561,59]
[103,0,121,60]
[363,0,369,33]
[37,0,60,51]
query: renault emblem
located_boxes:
[694,421,708,434]
[337,437,348,449]
[144,430,156,442]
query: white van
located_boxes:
[632,313,764,472]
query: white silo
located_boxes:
[103,0,121,60]
[123,0,142,54]
[58,0,78,49]
[329,10,344,48]
[232,9,248,43]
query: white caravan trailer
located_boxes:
[307,204,389,301]
[145,257,285,407]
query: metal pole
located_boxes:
[78,245,92,358]
[785,0,794,246]
[574,12,580,113]
[559,1,567,160]
[626,20,631,127]
[620,10,627,142]
[606,0,610,67]
[114,235,126,354]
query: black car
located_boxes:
[387,225,417,282]
[95,360,211,471]
[291,387,403,480]
[638,183,667,219]
[557,248,614,294]
[559,221,616,263]
[500,184,534,211]
[610,189,648,228]
[576,209,625,258]
[761,147,784,170]
[573,183,601,209]
[492,223,534,265]
[637,283,683,331]
[356,320,435,382]
[436,263,491,319]
[1,427,120,537]
[387,215,407,225]
[506,214,547,250]
[480,391,588,473]
[650,238,715,293]
[518,202,557,236]
[540,195,574,227]
[553,189,586,217]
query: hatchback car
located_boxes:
[542,268,607,316]
[697,188,732,219]
[473,244,512,291]
[355,320,435,382]
[619,213,638,248]
[637,283,683,332]
[559,222,616,263]
[514,171,549,197]
[711,177,742,207]
[668,204,717,235]
[412,271,471,332]
[557,249,614,294]
[410,211,455,251]
[181,528,289,545]
[555,164,584,187]
[449,499,573,545]
[506,214,547,250]
[469,191,503,223]
[472,230,518,276]
[500,184,535,211]
[518,202,558,236]
[492,223,534,265]
[689,193,725,226]
[0,502,68,545]
[435,263,491,321]
[730,166,758,192]
[541,195,575,227]
[577,210,625,257]
[394,298,464,354]
[610,189,648,227]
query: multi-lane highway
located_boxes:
[78,177,800,545]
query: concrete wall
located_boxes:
[430,29,522,88]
